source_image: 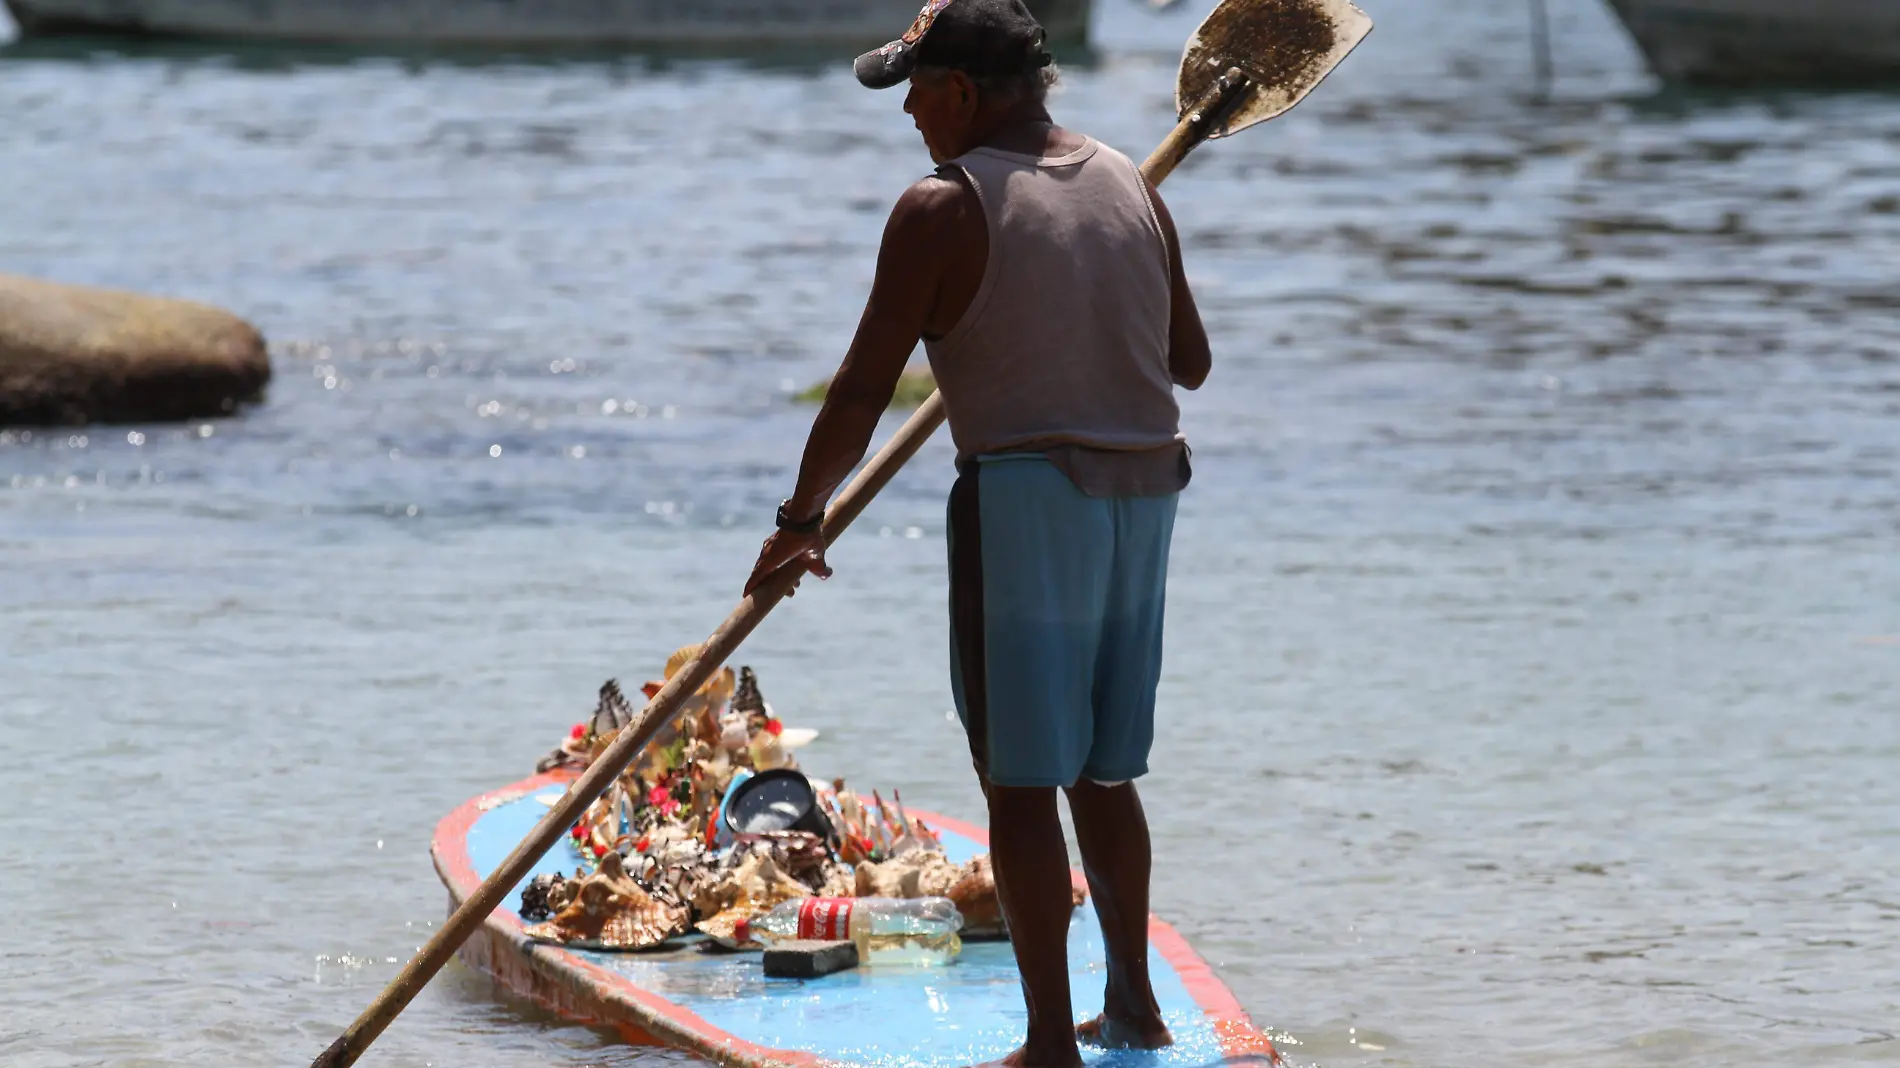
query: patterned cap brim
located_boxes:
[853,0,958,89]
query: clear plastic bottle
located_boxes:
[739,897,963,966]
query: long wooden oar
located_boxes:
[310,3,1369,1064]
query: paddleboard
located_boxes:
[434,770,1278,1068]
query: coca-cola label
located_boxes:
[795,898,853,941]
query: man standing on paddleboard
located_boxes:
[747,1,1209,1063]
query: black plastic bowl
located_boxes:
[723,767,833,839]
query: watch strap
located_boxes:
[775,500,824,535]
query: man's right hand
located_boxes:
[744,529,832,598]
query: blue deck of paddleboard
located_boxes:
[465,790,1244,1068]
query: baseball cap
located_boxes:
[853,0,1054,90]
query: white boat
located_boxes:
[1605,0,1900,83]
[2,0,1092,47]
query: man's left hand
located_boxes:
[744,529,832,598]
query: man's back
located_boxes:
[923,135,1181,467]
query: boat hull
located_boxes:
[1606,0,1900,83]
[3,0,1091,47]
[433,770,1279,1068]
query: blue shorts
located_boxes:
[947,455,1178,789]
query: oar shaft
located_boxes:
[312,75,1259,1068]
[824,390,947,532]
[1140,67,1254,184]
[312,397,950,1068]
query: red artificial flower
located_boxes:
[634,836,650,853]
[659,797,681,817]
[571,822,584,838]
[592,843,607,858]
[569,723,587,740]
[647,784,670,807]
[763,719,784,737]
[858,835,875,855]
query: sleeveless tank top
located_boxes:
[924,137,1188,497]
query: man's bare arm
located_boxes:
[782,175,963,520]
[1146,180,1210,390]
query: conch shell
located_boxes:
[854,849,962,900]
[595,851,648,897]
[694,849,813,945]
[538,681,638,771]
[741,831,831,884]
[813,862,857,899]
[547,873,581,913]
[644,824,704,869]
[748,729,793,771]
[640,644,737,754]
[695,745,739,796]
[946,854,1004,938]
[944,854,1087,941]
[524,854,691,951]
[730,849,813,909]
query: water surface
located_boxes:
[2,2,1897,1066]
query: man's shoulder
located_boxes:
[903,167,979,210]
[886,169,980,241]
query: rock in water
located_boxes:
[0,273,269,426]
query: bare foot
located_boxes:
[1076,1013,1174,1050]
[974,1044,1084,1068]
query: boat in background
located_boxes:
[1605,0,1900,84]
[2,0,1091,47]
[438,769,1281,1067]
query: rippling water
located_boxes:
[3,2,1897,1066]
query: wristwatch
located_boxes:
[775,499,823,536]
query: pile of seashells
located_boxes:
[519,647,1043,952]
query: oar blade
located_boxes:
[1175,0,1373,138]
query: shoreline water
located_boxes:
[4,1,1898,1065]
